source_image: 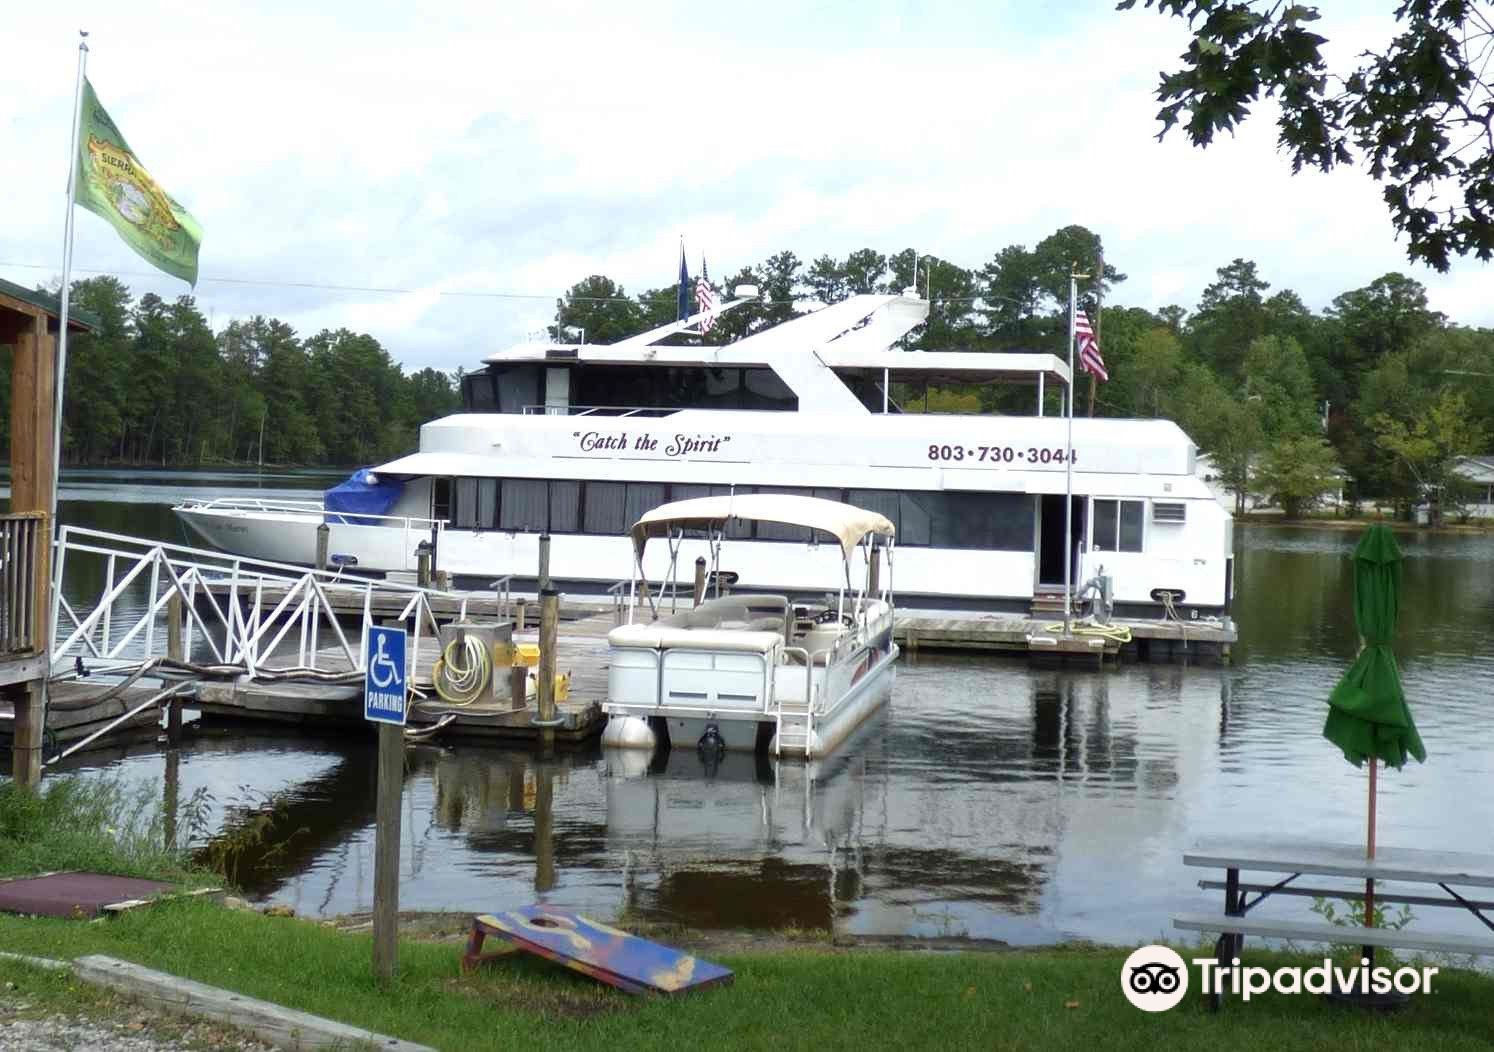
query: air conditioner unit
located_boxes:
[1152,501,1187,523]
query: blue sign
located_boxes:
[364,625,408,725]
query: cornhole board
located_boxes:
[461,905,733,995]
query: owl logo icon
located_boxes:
[1121,946,1189,1011]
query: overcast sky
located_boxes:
[6,2,1491,374]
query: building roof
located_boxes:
[1454,455,1494,484]
[0,277,99,333]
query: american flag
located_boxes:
[695,258,719,332]
[1076,310,1108,381]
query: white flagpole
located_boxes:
[53,33,90,525]
[1064,267,1076,636]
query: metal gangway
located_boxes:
[44,525,479,762]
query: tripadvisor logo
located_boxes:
[1121,944,1439,1010]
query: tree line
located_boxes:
[7,227,1491,518]
[0,276,460,468]
[555,225,1494,518]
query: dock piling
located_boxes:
[538,533,551,592]
[693,557,706,607]
[537,588,559,751]
[416,547,432,589]
[315,523,329,572]
[514,598,527,633]
[372,721,403,985]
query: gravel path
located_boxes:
[1,989,274,1052]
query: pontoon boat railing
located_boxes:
[51,525,472,682]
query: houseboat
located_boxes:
[175,291,1234,617]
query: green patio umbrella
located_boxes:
[1322,524,1425,950]
[1323,525,1425,773]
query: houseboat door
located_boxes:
[1036,494,1085,588]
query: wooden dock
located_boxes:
[197,581,1235,664]
[191,613,612,744]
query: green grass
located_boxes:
[1,901,1492,1051]
[0,776,202,882]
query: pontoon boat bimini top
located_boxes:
[629,494,894,557]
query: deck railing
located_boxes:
[0,512,45,656]
[174,496,447,532]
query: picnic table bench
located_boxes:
[1174,837,1494,1008]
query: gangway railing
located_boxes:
[50,525,473,682]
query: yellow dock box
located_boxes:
[514,643,540,667]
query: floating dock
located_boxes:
[197,582,1235,665]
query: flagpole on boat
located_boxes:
[53,31,89,525]
[1064,266,1078,637]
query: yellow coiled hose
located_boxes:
[432,635,491,706]
[1041,619,1133,644]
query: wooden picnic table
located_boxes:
[1174,837,1494,1009]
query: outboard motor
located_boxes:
[697,722,726,776]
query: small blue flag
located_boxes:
[677,241,690,322]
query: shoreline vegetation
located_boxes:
[4,777,1494,1049]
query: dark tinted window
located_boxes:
[453,478,479,529]
[461,372,497,412]
[1093,499,1144,553]
[568,365,798,413]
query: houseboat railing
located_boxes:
[0,512,45,657]
[50,525,471,682]
[175,496,447,532]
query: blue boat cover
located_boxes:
[323,468,404,525]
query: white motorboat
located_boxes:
[600,494,897,759]
[175,290,1235,618]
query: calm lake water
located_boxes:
[13,470,1494,945]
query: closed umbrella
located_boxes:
[1322,524,1425,964]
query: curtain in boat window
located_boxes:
[584,482,627,534]
[453,478,479,529]
[478,478,500,529]
[549,481,581,533]
[498,479,546,531]
[624,484,667,532]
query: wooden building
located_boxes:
[1,278,92,786]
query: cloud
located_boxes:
[2,0,1489,376]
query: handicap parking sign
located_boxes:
[364,625,408,725]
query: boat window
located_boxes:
[896,491,1033,551]
[756,487,815,541]
[584,481,628,534]
[1093,499,1145,553]
[461,371,498,412]
[498,479,546,531]
[433,478,451,522]
[549,480,581,533]
[625,484,668,530]
[453,477,480,529]
[740,368,797,410]
[494,365,542,414]
[477,478,499,529]
[566,364,798,413]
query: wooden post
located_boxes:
[537,588,559,751]
[416,546,432,590]
[315,523,330,572]
[868,545,881,597]
[692,557,707,607]
[10,683,43,788]
[166,592,184,746]
[537,533,551,593]
[514,598,527,633]
[9,318,54,789]
[372,722,403,985]
[509,664,528,711]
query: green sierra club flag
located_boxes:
[74,78,202,285]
